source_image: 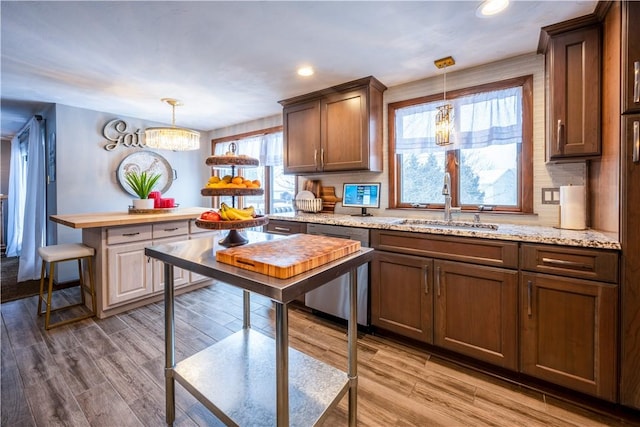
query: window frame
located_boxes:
[211,126,291,214]
[388,75,533,214]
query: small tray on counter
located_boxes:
[128,206,178,214]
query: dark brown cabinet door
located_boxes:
[282,100,321,174]
[321,88,368,171]
[623,1,640,114]
[521,272,617,401]
[434,260,518,370]
[621,114,640,408]
[371,251,433,343]
[547,25,601,160]
[280,76,385,174]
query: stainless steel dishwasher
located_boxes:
[306,223,370,326]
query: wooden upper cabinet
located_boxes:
[539,17,601,161]
[623,1,640,114]
[279,76,386,174]
[282,99,321,174]
[321,88,368,172]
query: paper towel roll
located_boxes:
[560,185,586,230]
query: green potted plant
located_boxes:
[125,171,162,210]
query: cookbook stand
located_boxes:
[197,144,267,247]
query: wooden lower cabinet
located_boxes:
[371,251,433,343]
[434,260,519,370]
[520,272,618,401]
[107,241,153,305]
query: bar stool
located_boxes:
[37,243,97,330]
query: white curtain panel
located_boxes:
[395,86,523,154]
[214,132,283,166]
[5,133,27,257]
[16,117,46,282]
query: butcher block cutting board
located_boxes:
[215,234,361,279]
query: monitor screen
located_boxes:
[342,182,381,216]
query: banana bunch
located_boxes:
[219,203,256,221]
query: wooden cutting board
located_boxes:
[215,234,361,279]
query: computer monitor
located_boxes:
[342,182,381,216]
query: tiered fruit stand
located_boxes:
[195,153,268,247]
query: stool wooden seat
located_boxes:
[37,243,96,330]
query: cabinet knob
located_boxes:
[527,280,533,317]
[634,121,639,164]
[634,61,639,104]
[423,265,429,294]
[556,119,564,153]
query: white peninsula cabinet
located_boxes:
[51,208,214,318]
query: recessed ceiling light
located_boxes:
[476,0,509,17]
[297,66,314,77]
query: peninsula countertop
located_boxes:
[267,212,621,250]
[50,207,211,229]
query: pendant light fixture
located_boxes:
[144,98,200,151]
[434,56,455,146]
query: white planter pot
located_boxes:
[132,198,155,210]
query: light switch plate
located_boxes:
[542,187,560,204]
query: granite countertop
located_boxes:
[267,213,621,250]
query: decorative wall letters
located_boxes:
[103,119,145,151]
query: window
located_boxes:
[388,76,533,213]
[212,127,295,215]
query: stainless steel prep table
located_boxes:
[145,231,374,426]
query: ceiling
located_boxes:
[1,0,598,142]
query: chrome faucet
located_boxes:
[443,172,452,221]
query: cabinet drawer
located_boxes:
[371,230,518,269]
[190,219,214,234]
[152,220,189,239]
[520,244,618,283]
[264,220,306,235]
[107,224,152,245]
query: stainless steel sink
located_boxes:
[395,218,499,230]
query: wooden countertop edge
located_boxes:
[50,207,211,229]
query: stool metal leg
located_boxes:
[37,260,47,316]
[44,262,56,330]
[77,259,86,306]
[87,256,97,316]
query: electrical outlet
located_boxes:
[542,187,560,205]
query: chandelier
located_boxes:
[144,98,200,151]
[434,56,455,146]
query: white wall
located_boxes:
[212,53,587,228]
[53,104,212,246]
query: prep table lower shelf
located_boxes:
[173,329,349,426]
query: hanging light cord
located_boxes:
[171,104,176,127]
[443,65,447,102]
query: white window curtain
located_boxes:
[395,86,523,154]
[214,132,283,166]
[6,117,46,282]
[5,134,28,257]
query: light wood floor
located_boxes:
[1,281,636,426]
